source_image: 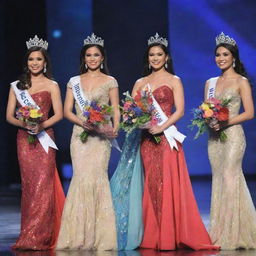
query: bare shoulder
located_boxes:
[167,74,182,90]
[234,75,251,91]
[171,75,181,83]
[45,78,60,93]
[238,75,249,85]
[135,77,145,85]
[134,77,146,90]
[204,76,219,90]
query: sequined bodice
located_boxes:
[215,88,241,118]
[17,91,52,137]
[19,91,52,121]
[73,80,117,120]
[153,85,174,117]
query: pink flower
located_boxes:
[123,102,132,111]
[207,98,221,105]
[23,110,30,118]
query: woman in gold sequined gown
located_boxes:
[56,34,119,250]
[6,38,64,250]
[205,33,256,250]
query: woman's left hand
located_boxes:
[149,125,164,135]
[27,123,43,135]
[96,125,117,139]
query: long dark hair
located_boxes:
[17,46,53,90]
[215,43,251,82]
[79,44,109,75]
[142,43,175,76]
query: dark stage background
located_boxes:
[0,0,256,190]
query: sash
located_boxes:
[11,81,58,153]
[207,77,218,99]
[70,76,121,152]
[147,84,186,150]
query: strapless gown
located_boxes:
[140,86,218,250]
[13,91,65,250]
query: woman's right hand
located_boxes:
[82,121,94,131]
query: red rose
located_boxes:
[216,107,229,121]
[89,110,103,123]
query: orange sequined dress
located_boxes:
[12,91,65,251]
[140,86,219,250]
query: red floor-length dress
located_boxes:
[12,91,65,250]
[140,86,219,250]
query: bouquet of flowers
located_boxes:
[190,97,231,142]
[80,100,113,143]
[16,105,43,144]
[120,90,161,143]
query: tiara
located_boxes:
[83,33,104,47]
[148,33,168,47]
[216,32,236,46]
[26,35,48,50]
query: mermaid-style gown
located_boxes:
[208,87,256,250]
[56,79,117,250]
[140,86,218,250]
[110,129,144,250]
[13,91,65,250]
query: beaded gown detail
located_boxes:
[208,86,256,250]
[140,86,218,250]
[13,91,65,250]
[56,78,117,250]
[110,129,144,250]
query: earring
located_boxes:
[165,62,168,69]
[148,64,151,69]
[43,66,47,73]
[100,63,103,69]
[85,63,88,69]
[232,61,236,68]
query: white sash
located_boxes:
[147,84,186,150]
[69,76,121,152]
[207,77,218,99]
[11,81,58,153]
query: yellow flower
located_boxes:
[200,103,210,111]
[30,109,42,118]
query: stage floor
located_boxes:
[1,177,256,256]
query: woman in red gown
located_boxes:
[6,36,65,250]
[132,33,219,250]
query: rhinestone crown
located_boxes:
[216,32,236,46]
[148,33,168,47]
[26,35,48,50]
[84,33,104,47]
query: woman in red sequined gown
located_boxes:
[132,34,219,250]
[6,39,65,250]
